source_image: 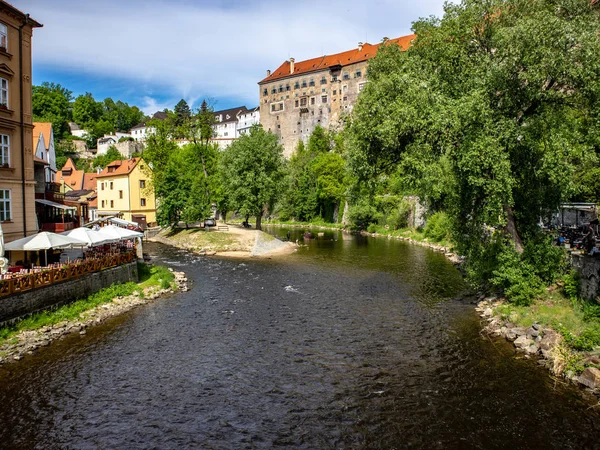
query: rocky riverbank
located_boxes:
[0,269,188,367]
[477,297,600,392]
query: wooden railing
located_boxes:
[0,252,136,298]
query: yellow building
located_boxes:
[95,157,156,228]
[0,2,42,242]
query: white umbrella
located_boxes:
[97,225,143,240]
[5,231,88,265]
[62,227,117,246]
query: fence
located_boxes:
[0,252,136,298]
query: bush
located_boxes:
[423,211,452,242]
[348,198,378,229]
[522,234,566,284]
[386,199,412,230]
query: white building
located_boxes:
[211,106,260,149]
[96,132,132,155]
[32,122,57,182]
[237,106,260,136]
[68,122,88,139]
[130,111,169,143]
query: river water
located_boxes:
[1,227,600,449]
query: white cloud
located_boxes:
[14,0,446,110]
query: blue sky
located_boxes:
[14,0,446,115]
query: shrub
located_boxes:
[348,198,378,229]
[423,211,452,242]
[386,199,412,230]
[522,234,567,284]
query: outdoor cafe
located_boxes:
[0,226,143,297]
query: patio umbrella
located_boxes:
[5,231,88,265]
[97,225,143,240]
[62,227,117,246]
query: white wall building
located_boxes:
[68,122,88,139]
[96,132,132,155]
[32,122,57,182]
[211,106,260,149]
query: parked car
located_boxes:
[204,218,216,228]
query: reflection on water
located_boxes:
[0,227,599,449]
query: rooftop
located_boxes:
[259,34,415,84]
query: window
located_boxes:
[271,104,276,112]
[343,85,348,92]
[321,95,328,103]
[309,79,315,87]
[263,88,268,96]
[0,23,6,50]
[286,84,290,91]
[300,97,307,107]
[271,87,276,94]
[0,78,7,107]
[343,72,350,80]
[224,132,228,136]
[333,90,337,95]
[355,70,362,78]
[320,76,327,85]
[141,198,146,207]
[271,102,283,112]
[331,76,338,82]
[0,134,8,166]
[343,96,348,101]
[110,200,114,208]
[140,180,146,188]
[101,200,105,208]
[110,182,114,190]
[359,82,367,91]
[119,190,123,199]
[295,100,299,107]
[278,85,284,93]
[301,80,307,88]
[310,97,315,105]
[294,81,300,89]
[0,189,10,221]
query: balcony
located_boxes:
[41,221,75,233]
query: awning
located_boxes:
[110,217,139,228]
[97,211,120,217]
[35,199,76,211]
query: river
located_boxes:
[0,226,599,449]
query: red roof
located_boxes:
[259,34,415,84]
[83,172,98,191]
[56,158,84,190]
[95,158,142,178]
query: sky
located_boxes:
[13,0,447,115]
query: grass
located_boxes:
[261,218,346,229]
[163,228,241,251]
[0,262,174,347]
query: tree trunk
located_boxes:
[504,205,524,253]
[256,214,262,231]
[341,200,350,226]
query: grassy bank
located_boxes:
[0,262,174,347]
[159,228,248,252]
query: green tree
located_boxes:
[220,125,284,229]
[72,93,103,128]
[32,82,73,137]
[92,146,123,170]
[174,99,191,129]
[348,0,600,300]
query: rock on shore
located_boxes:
[477,298,600,392]
[0,270,188,367]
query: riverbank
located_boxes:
[477,295,600,392]
[0,263,188,366]
[149,225,296,258]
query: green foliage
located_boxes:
[92,146,122,170]
[386,199,412,230]
[348,197,378,229]
[562,271,580,303]
[32,82,73,137]
[423,211,452,242]
[220,125,284,229]
[73,92,103,128]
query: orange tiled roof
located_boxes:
[83,172,98,191]
[259,34,416,84]
[56,158,85,190]
[95,158,142,178]
[32,122,52,152]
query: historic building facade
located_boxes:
[258,35,415,158]
[0,2,42,242]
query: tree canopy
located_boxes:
[220,125,285,229]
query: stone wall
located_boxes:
[0,262,139,326]
[570,254,600,301]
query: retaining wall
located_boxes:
[570,254,600,302]
[0,262,139,326]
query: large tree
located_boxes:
[72,92,103,128]
[220,125,284,229]
[32,82,73,137]
[349,0,600,256]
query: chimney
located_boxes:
[290,57,295,74]
[358,42,363,51]
[382,36,389,43]
[266,69,271,77]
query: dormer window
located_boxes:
[0,24,6,51]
